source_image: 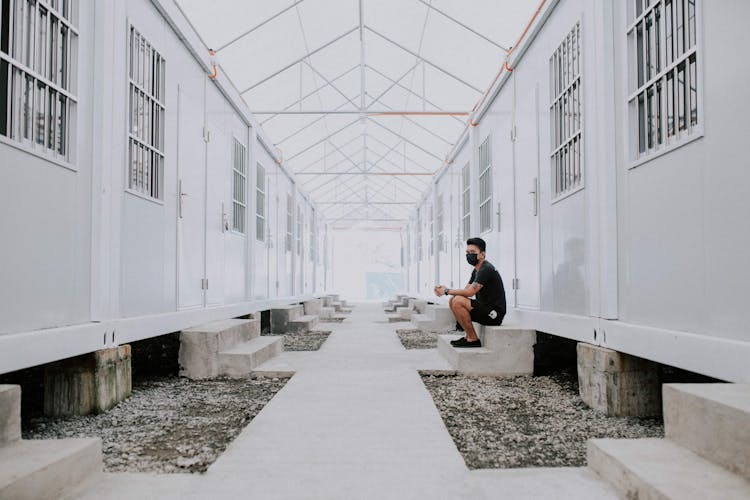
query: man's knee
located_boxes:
[453,296,470,310]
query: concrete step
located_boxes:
[331,301,343,312]
[477,324,536,353]
[218,337,284,378]
[0,437,102,500]
[663,383,750,479]
[588,438,750,500]
[302,299,322,316]
[411,305,454,331]
[286,315,319,334]
[0,385,21,444]
[395,305,412,320]
[179,319,261,379]
[436,335,532,376]
[319,306,335,319]
[270,305,305,332]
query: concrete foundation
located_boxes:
[0,385,21,444]
[577,343,661,417]
[43,346,132,417]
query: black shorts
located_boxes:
[470,300,505,326]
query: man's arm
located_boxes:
[436,282,483,298]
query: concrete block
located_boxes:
[664,383,750,479]
[411,300,428,314]
[270,305,304,332]
[437,335,534,376]
[478,325,536,352]
[319,306,335,319]
[577,343,661,417]
[44,346,132,416]
[302,299,322,316]
[0,437,102,500]
[287,315,319,334]
[179,319,260,379]
[0,385,21,444]
[412,305,455,331]
[588,438,750,500]
[218,337,284,378]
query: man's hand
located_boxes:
[434,285,446,297]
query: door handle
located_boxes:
[529,177,538,216]
[178,179,188,219]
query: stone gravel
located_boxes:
[421,371,664,469]
[23,376,289,473]
[263,330,331,351]
[396,328,437,349]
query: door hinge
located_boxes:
[202,127,210,143]
[201,278,209,290]
[512,278,520,290]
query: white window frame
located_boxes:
[627,0,702,168]
[436,193,444,253]
[478,136,492,234]
[0,0,78,168]
[461,162,470,240]
[428,204,434,257]
[255,163,266,242]
[296,205,303,256]
[550,21,583,200]
[231,137,246,234]
[127,25,165,202]
[310,209,317,262]
[416,210,423,262]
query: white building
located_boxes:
[403,0,750,383]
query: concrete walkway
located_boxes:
[70,302,616,500]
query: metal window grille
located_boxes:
[461,162,470,239]
[285,194,293,253]
[478,136,492,233]
[127,26,165,200]
[296,205,302,256]
[232,138,246,233]
[255,163,266,242]
[550,21,582,198]
[628,0,698,160]
[436,194,444,253]
[0,0,77,161]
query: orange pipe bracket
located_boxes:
[208,49,218,80]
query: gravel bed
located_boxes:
[23,376,289,473]
[263,330,331,351]
[396,328,437,349]
[420,371,664,469]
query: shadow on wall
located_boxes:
[552,237,586,315]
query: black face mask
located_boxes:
[466,253,479,266]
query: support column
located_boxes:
[44,346,132,416]
[0,385,21,444]
[577,343,661,417]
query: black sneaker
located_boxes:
[452,337,482,348]
[450,337,467,346]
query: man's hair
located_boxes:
[466,237,486,252]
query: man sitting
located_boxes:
[434,237,506,348]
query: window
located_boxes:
[461,162,470,239]
[550,21,582,198]
[255,163,266,241]
[478,136,492,233]
[628,0,699,162]
[436,193,444,253]
[232,138,246,233]
[285,194,293,252]
[0,0,77,162]
[128,26,165,200]
[416,209,423,262]
[296,205,302,256]
[310,209,317,262]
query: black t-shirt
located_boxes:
[469,260,506,313]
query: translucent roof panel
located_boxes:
[175,0,539,227]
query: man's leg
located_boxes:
[448,296,478,342]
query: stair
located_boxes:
[588,383,750,499]
[0,385,102,500]
[287,314,319,334]
[218,336,284,378]
[437,324,535,376]
[180,318,282,379]
[302,299,322,316]
[319,306,335,319]
[412,304,456,331]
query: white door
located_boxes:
[205,121,227,307]
[514,84,541,309]
[177,86,206,310]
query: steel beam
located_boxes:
[415,0,510,52]
[216,1,307,52]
